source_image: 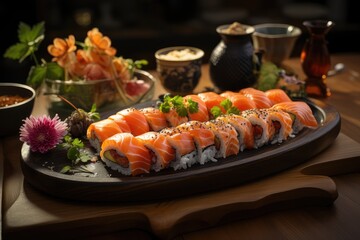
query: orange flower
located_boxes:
[86,28,116,57]
[47,35,76,67]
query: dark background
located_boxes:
[1,0,359,84]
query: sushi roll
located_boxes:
[176,121,217,165]
[239,87,273,109]
[160,127,197,170]
[241,109,274,148]
[271,101,318,134]
[163,108,189,128]
[136,131,175,172]
[86,118,123,152]
[265,89,292,105]
[220,91,257,111]
[205,119,240,159]
[184,95,209,122]
[198,91,227,116]
[217,114,255,151]
[108,114,131,133]
[139,107,168,131]
[263,108,294,144]
[117,107,150,136]
[100,132,152,176]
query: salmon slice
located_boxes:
[265,89,292,105]
[184,94,210,122]
[239,87,273,109]
[198,92,226,116]
[86,118,123,152]
[108,114,131,133]
[163,108,188,127]
[140,107,168,131]
[136,131,175,171]
[117,107,150,136]
[100,132,151,176]
[271,101,318,133]
[220,91,257,111]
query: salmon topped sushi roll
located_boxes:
[271,101,318,134]
[184,95,209,122]
[220,91,257,111]
[205,119,239,159]
[241,109,274,148]
[163,108,189,128]
[176,121,217,165]
[217,114,255,151]
[198,92,226,116]
[265,89,292,105]
[160,127,197,170]
[108,114,131,133]
[263,108,294,144]
[117,107,150,136]
[100,132,152,176]
[87,118,123,152]
[139,107,168,132]
[136,131,175,172]
[239,87,273,109]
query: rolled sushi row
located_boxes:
[99,104,318,176]
[87,88,295,152]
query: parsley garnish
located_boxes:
[210,99,240,118]
[159,94,199,117]
[59,135,97,174]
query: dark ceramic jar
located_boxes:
[209,24,260,91]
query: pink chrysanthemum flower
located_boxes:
[19,114,68,153]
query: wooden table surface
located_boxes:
[1,53,360,240]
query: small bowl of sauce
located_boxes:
[0,83,36,137]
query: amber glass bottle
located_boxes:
[300,20,334,97]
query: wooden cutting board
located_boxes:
[3,133,360,239]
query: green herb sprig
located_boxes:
[159,94,198,117]
[210,99,240,118]
[59,135,98,174]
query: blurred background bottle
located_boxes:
[300,20,334,98]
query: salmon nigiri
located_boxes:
[265,89,292,105]
[271,101,318,133]
[184,94,209,122]
[220,91,257,111]
[100,132,151,176]
[117,107,150,136]
[239,87,273,109]
[139,107,168,132]
[136,131,175,172]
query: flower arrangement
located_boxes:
[4,22,150,109]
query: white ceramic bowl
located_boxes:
[252,23,302,66]
[155,46,204,96]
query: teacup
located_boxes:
[155,46,204,96]
[252,23,302,66]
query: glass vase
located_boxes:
[300,20,334,98]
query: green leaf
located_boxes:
[72,138,84,148]
[3,43,28,61]
[27,65,46,89]
[45,62,64,80]
[187,98,199,114]
[67,146,79,161]
[220,99,233,111]
[60,165,71,174]
[18,21,45,44]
